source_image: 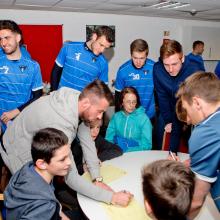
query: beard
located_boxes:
[79,111,91,124]
[80,117,96,125]
[80,113,99,126]
[3,45,18,55]
[91,43,100,56]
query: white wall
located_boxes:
[1,9,220,88]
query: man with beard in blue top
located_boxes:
[153,40,203,154]
[50,26,114,92]
[0,20,43,133]
[0,45,31,58]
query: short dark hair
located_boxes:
[0,20,23,45]
[31,128,68,164]
[79,79,114,106]
[94,26,115,44]
[160,39,183,60]
[130,39,149,56]
[142,160,195,220]
[193,40,204,50]
[119,87,141,110]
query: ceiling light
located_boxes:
[172,3,190,9]
[146,0,171,8]
[147,1,190,10]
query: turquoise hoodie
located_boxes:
[105,106,152,152]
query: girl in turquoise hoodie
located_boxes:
[105,87,152,152]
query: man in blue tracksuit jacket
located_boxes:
[153,40,204,153]
[186,40,205,72]
[214,60,220,79]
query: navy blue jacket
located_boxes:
[153,56,202,152]
[187,53,205,71]
[214,61,220,79]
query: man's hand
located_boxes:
[167,152,180,161]
[164,123,172,133]
[111,191,133,207]
[94,181,114,192]
[183,158,191,167]
[1,109,20,124]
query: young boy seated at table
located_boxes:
[73,119,123,174]
[4,128,72,220]
[142,160,195,220]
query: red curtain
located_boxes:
[162,132,188,153]
[19,25,63,82]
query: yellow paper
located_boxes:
[83,164,127,183]
[102,198,152,220]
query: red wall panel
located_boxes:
[19,25,63,82]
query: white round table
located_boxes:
[77,150,219,220]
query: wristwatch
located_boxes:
[92,176,103,183]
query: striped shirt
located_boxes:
[0,53,43,125]
[115,59,155,118]
[56,42,108,91]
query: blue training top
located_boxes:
[114,59,155,119]
[0,53,43,130]
[56,42,108,91]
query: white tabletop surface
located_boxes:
[77,150,219,220]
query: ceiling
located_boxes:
[1,0,220,22]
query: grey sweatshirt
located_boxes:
[1,87,112,203]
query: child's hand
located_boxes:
[83,163,89,172]
[99,160,102,167]
[60,211,70,220]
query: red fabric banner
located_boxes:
[19,25,63,82]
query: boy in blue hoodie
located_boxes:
[4,128,72,220]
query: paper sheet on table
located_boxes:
[102,198,152,220]
[83,164,127,183]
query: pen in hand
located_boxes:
[169,151,177,161]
